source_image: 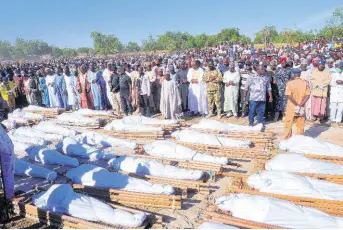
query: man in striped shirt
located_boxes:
[239,61,253,117]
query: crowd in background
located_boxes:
[0,39,343,128]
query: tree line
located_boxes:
[1,7,342,60]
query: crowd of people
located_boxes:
[0,39,343,138]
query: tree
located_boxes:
[141,34,161,51]
[125,41,141,52]
[77,47,91,55]
[0,41,13,59]
[90,31,123,56]
[254,26,278,44]
[194,34,208,48]
[51,46,63,58]
[217,28,240,42]
[324,6,343,39]
[62,48,76,57]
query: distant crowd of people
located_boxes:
[0,39,343,132]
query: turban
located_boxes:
[279,58,287,63]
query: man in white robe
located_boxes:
[102,63,114,109]
[160,73,182,120]
[45,68,59,108]
[187,60,208,115]
[329,62,343,123]
[223,63,241,117]
[63,67,78,110]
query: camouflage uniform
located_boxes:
[202,69,223,116]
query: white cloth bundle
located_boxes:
[26,146,79,167]
[247,171,343,201]
[171,130,251,148]
[12,141,31,152]
[191,119,263,132]
[10,108,45,121]
[75,132,137,149]
[8,130,47,145]
[24,105,59,112]
[266,154,343,175]
[198,222,238,229]
[74,108,113,116]
[104,120,163,132]
[216,194,343,229]
[56,113,100,126]
[143,140,228,164]
[108,156,204,180]
[122,115,178,125]
[15,159,57,181]
[61,137,117,161]
[13,127,64,142]
[66,164,174,195]
[32,184,146,228]
[279,135,343,157]
[34,121,78,137]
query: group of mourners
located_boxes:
[0,39,343,138]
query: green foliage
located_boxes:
[254,26,278,44]
[77,47,91,55]
[125,41,141,52]
[51,46,63,58]
[0,41,13,59]
[90,31,123,56]
[62,48,76,57]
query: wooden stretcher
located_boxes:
[172,140,271,160]
[273,151,343,164]
[12,200,152,229]
[203,205,285,229]
[97,129,166,140]
[227,177,343,216]
[54,121,101,129]
[82,113,118,121]
[72,184,182,210]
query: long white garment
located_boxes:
[329,72,343,122]
[34,121,79,137]
[75,132,137,149]
[160,80,182,119]
[187,68,208,114]
[64,74,77,107]
[108,156,204,180]
[32,184,146,228]
[104,120,162,132]
[45,74,59,108]
[300,70,313,120]
[279,135,343,157]
[13,127,64,142]
[0,125,15,199]
[198,222,238,229]
[216,194,343,229]
[15,159,57,181]
[223,71,240,113]
[26,146,79,167]
[102,68,114,108]
[143,140,228,164]
[266,153,343,175]
[66,164,174,195]
[56,113,101,126]
[8,130,47,145]
[191,119,263,132]
[60,137,117,161]
[171,130,251,148]
[247,171,343,201]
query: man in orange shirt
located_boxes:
[284,68,310,139]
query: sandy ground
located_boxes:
[2,115,343,229]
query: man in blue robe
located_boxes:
[54,67,68,109]
[38,70,50,107]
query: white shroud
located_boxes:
[66,164,174,195]
[143,140,228,164]
[216,194,343,229]
[104,120,162,132]
[191,119,263,132]
[108,156,204,180]
[15,159,57,181]
[171,130,251,148]
[75,132,137,149]
[32,184,146,228]
[247,171,343,201]
[198,222,238,229]
[279,135,343,157]
[34,121,79,137]
[266,153,343,175]
[56,113,100,126]
[74,108,113,116]
[13,127,64,142]
[9,130,47,145]
[121,115,178,125]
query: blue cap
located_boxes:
[292,68,301,74]
[319,60,326,65]
[339,61,343,67]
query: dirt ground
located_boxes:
[2,115,343,229]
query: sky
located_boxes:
[1,0,342,48]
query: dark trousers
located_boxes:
[249,101,266,126]
[120,95,133,115]
[239,89,249,115]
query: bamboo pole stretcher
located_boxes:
[273,150,343,164]
[12,199,151,229]
[226,182,343,217]
[171,140,272,160]
[54,121,101,129]
[23,108,65,118]
[203,205,285,229]
[72,184,182,210]
[96,128,166,140]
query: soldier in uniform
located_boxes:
[202,60,223,118]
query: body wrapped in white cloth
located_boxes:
[198,222,238,229]
[191,119,263,132]
[247,171,343,200]
[56,113,100,126]
[13,127,64,142]
[66,164,174,195]
[171,130,251,148]
[26,146,79,167]
[34,121,78,137]
[121,115,178,125]
[104,120,162,132]
[266,153,343,175]
[143,140,228,164]
[32,184,146,228]
[108,156,204,180]
[15,159,57,181]
[74,108,113,116]
[8,130,47,145]
[216,194,343,229]
[10,108,45,121]
[75,132,137,149]
[279,135,343,157]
